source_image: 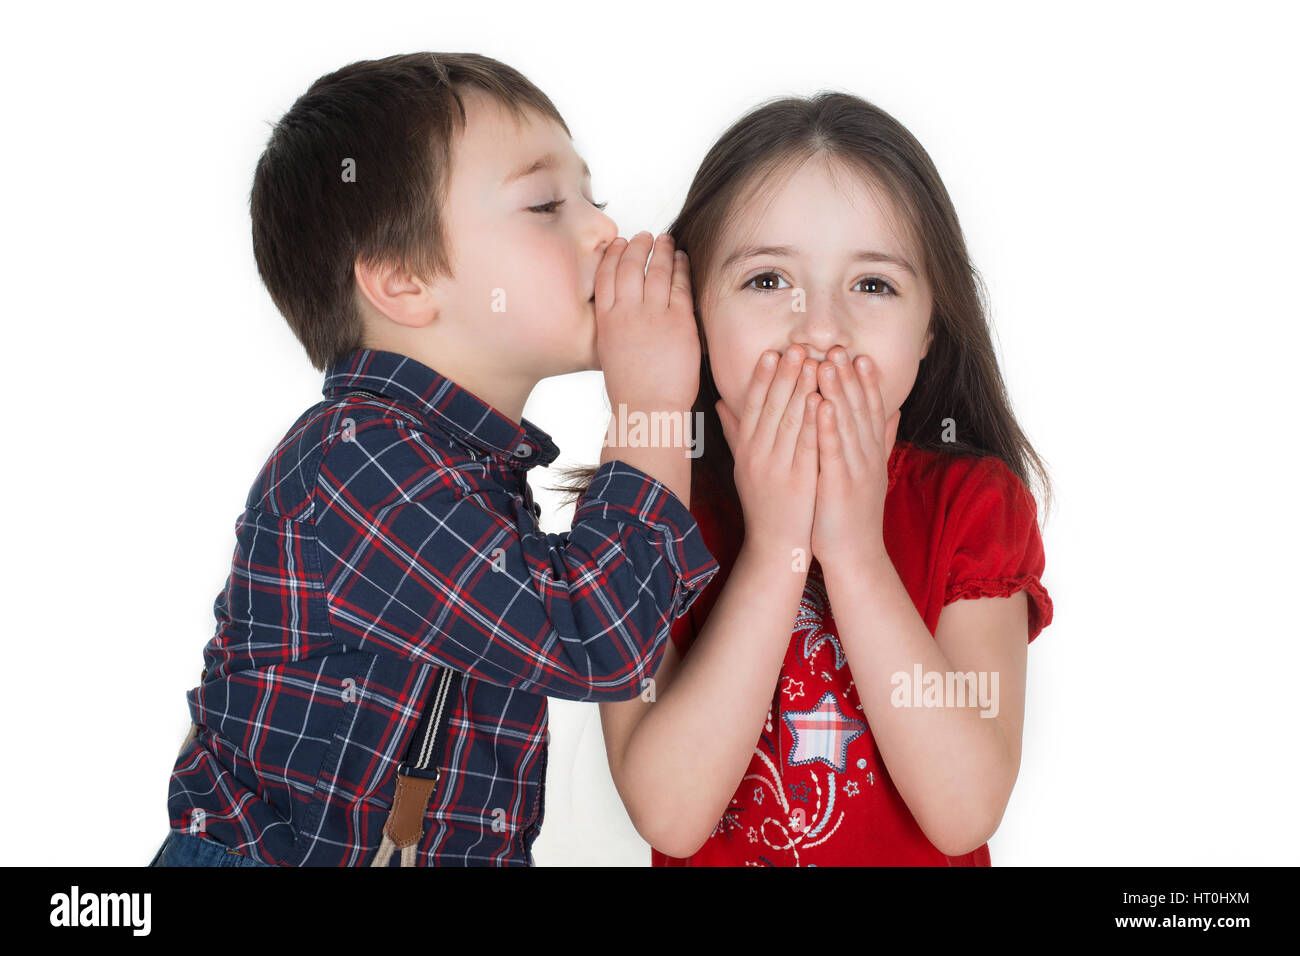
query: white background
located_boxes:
[2,0,1296,866]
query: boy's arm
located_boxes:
[598,401,691,508]
[313,418,719,701]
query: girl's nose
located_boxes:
[791,295,847,339]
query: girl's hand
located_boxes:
[594,232,700,412]
[716,344,821,563]
[810,346,900,573]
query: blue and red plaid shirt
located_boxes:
[165,347,719,865]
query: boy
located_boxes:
[150,53,717,866]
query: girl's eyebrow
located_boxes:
[721,244,917,278]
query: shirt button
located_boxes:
[513,442,532,458]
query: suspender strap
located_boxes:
[370,666,462,867]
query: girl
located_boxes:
[552,91,1054,865]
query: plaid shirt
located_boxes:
[165,347,719,865]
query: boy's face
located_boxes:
[436,89,618,380]
[701,156,933,445]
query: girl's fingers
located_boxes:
[754,345,806,452]
[828,349,872,452]
[818,362,861,476]
[817,398,846,473]
[854,354,885,453]
[794,391,821,478]
[614,231,655,303]
[643,234,675,312]
[739,350,779,440]
[593,237,627,314]
[772,358,819,466]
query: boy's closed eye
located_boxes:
[528,196,609,214]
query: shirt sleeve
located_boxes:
[940,456,1054,643]
[313,417,720,700]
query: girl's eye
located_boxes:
[744,272,898,295]
[744,271,791,292]
[855,276,898,296]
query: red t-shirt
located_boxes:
[651,440,1054,866]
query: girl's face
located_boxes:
[701,157,933,444]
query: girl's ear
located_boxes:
[921,328,933,360]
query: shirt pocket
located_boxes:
[285,648,380,864]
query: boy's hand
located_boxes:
[594,232,699,411]
[809,347,900,573]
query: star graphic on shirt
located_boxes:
[782,677,805,702]
[782,691,867,773]
[793,571,848,671]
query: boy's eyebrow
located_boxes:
[721,244,918,278]
[502,152,591,186]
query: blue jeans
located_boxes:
[148,830,274,867]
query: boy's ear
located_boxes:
[352,256,441,329]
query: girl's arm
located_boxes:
[824,553,1028,857]
[598,542,808,859]
[809,349,1028,857]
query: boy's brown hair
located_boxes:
[251,53,570,371]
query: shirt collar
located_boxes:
[322,348,560,468]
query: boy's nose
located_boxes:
[592,212,619,251]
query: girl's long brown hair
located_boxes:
[546,91,1053,536]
